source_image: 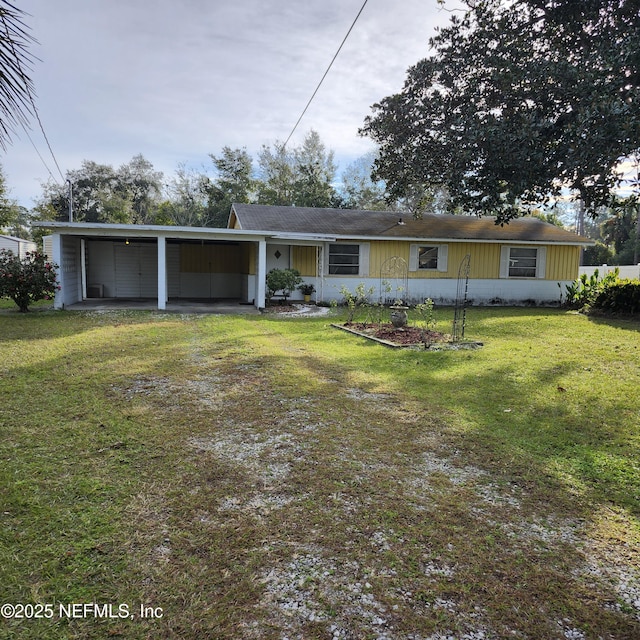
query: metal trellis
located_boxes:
[452,254,471,342]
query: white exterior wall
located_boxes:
[53,235,82,308]
[317,277,567,306]
[580,264,640,280]
[0,235,37,259]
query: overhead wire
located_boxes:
[22,125,58,184]
[0,3,65,184]
[283,0,370,149]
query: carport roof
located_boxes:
[33,221,268,242]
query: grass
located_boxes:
[0,305,639,639]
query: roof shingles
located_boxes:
[231,204,591,244]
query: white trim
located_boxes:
[80,239,87,300]
[501,245,546,279]
[536,246,547,279]
[409,243,448,272]
[257,239,267,308]
[32,221,592,248]
[437,244,448,272]
[52,234,63,309]
[500,246,510,279]
[325,242,367,276]
[360,243,370,277]
[157,237,167,309]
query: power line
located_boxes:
[22,125,58,183]
[0,4,66,183]
[283,0,370,149]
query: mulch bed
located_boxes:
[352,323,446,345]
[338,322,450,347]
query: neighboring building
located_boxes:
[35,204,592,310]
[0,235,37,259]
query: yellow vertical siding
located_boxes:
[246,243,256,274]
[369,240,578,280]
[369,240,502,279]
[546,245,580,280]
[292,246,317,276]
[369,241,408,275]
[180,244,242,273]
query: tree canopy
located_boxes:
[361,0,640,223]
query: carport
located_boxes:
[39,222,271,310]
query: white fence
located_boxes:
[579,264,640,280]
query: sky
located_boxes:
[1,0,462,209]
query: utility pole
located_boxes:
[66,179,73,222]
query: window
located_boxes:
[329,244,360,275]
[508,247,537,277]
[409,244,448,272]
[500,246,546,278]
[418,246,439,270]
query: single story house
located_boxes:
[0,234,37,259]
[37,204,591,310]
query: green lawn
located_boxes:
[1,306,639,639]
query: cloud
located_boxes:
[2,0,456,207]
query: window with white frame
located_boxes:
[328,244,360,275]
[409,244,448,272]
[500,246,547,278]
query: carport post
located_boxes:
[52,233,64,309]
[157,236,167,310]
[257,239,267,308]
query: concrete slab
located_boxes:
[65,299,260,314]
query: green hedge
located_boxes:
[593,279,640,314]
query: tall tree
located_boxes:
[361,0,640,223]
[257,130,338,207]
[256,142,297,206]
[118,154,163,224]
[339,152,387,211]
[291,130,337,208]
[0,1,36,150]
[37,155,163,224]
[162,163,210,228]
[202,146,255,227]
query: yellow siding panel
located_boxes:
[180,244,242,273]
[370,240,502,279]
[292,246,317,276]
[370,241,577,280]
[546,245,580,280]
[369,240,408,275]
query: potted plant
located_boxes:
[298,282,316,302]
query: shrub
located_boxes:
[339,283,374,323]
[593,279,640,314]
[564,268,619,309]
[415,298,436,332]
[266,268,302,303]
[0,249,60,312]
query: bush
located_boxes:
[266,268,302,303]
[337,283,375,323]
[564,268,619,309]
[0,249,60,312]
[593,280,640,314]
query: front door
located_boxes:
[266,244,290,272]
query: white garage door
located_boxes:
[114,243,158,298]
